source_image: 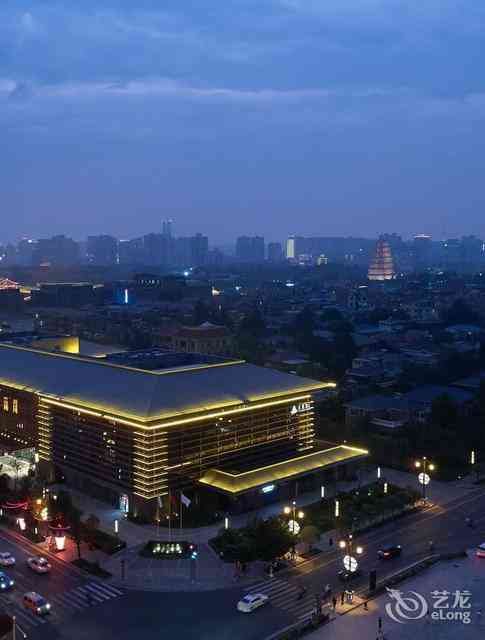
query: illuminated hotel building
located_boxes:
[0,344,367,517]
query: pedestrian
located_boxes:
[378,616,382,630]
[341,591,345,606]
[332,596,337,610]
[329,537,333,547]
[364,601,368,611]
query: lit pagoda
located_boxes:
[368,238,395,281]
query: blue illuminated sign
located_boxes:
[261,484,275,494]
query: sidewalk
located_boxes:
[302,551,485,640]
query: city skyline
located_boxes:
[2,226,485,246]
[3,2,485,243]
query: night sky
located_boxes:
[2,1,485,244]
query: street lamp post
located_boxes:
[338,533,364,603]
[283,501,304,560]
[415,456,435,503]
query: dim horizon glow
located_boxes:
[2,1,485,244]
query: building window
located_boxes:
[12,399,18,415]
[3,397,8,412]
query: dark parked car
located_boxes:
[378,545,402,560]
[338,568,362,582]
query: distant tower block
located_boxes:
[368,238,395,281]
[162,219,173,239]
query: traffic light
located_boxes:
[369,569,377,592]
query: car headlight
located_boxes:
[10,581,14,586]
[1,584,5,589]
[37,608,41,613]
[46,603,51,610]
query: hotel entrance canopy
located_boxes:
[198,444,368,495]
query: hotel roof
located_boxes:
[0,344,331,423]
[199,445,368,495]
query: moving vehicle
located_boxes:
[0,571,14,590]
[237,593,269,613]
[378,545,402,560]
[0,552,15,567]
[476,543,485,558]
[27,556,51,574]
[23,592,51,616]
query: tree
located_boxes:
[55,491,83,560]
[250,518,294,562]
[239,307,266,338]
[293,307,316,337]
[444,299,479,326]
[299,525,319,552]
[321,309,343,324]
[431,394,458,430]
[69,506,84,561]
[193,299,209,325]
[55,489,73,515]
[0,474,10,493]
[11,460,21,493]
[84,514,100,544]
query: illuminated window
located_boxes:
[12,399,18,415]
[3,398,8,412]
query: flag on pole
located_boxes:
[180,493,191,508]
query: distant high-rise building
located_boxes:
[33,235,80,267]
[286,236,296,260]
[162,219,173,239]
[173,234,209,267]
[118,237,145,265]
[190,233,209,266]
[368,238,395,281]
[87,235,118,266]
[236,236,265,262]
[267,242,283,263]
[413,234,432,267]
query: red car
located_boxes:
[378,545,402,560]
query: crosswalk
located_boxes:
[245,578,317,621]
[0,580,124,631]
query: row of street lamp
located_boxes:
[278,450,479,577]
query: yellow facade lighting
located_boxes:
[40,393,321,430]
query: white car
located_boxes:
[237,593,269,613]
[0,552,15,567]
[27,557,51,574]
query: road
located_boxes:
[1,486,485,640]
[0,529,124,639]
[242,486,485,629]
